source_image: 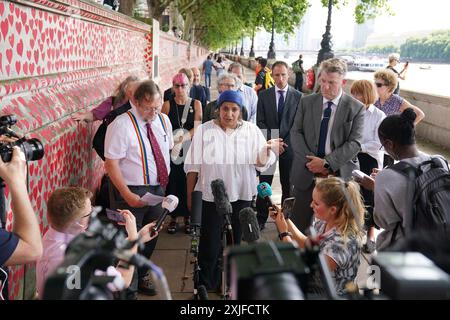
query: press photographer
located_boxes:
[268,177,365,296]
[0,114,45,299]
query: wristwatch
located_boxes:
[323,159,331,170]
[279,231,292,240]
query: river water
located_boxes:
[278,53,450,98]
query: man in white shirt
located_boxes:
[290,58,365,232]
[228,62,258,123]
[104,80,174,298]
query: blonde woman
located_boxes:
[270,177,365,295]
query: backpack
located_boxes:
[92,102,132,160]
[390,156,450,235]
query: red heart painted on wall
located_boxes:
[20,11,27,25]
[0,20,8,39]
[15,21,21,34]
[7,14,13,26]
[32,28,37,39]
[23,62,28,74]
[29,63,35,74]
[34,50,39,64]
[14,7,20,18]
[17,39,24,56]
[0,2,4,16]
[5,65,10,76]
[8,33,14,47]
[26,50,31,60]
[24,24,29,34]
[6,48,12,63]
[15,61,20,74]
[30,38,35,48]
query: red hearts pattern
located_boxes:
[1,0,208,300]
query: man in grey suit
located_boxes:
[290,58,365,232]
[256,61,302,229]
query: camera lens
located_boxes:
[21,138,45,161]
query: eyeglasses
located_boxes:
[174,84,188,89]
[375,82,387,88]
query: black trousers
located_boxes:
[109,183,164,295]
[256,156,292,226]
[166,161,189,219]
[358,152,378,228]
[198,200,251,291]
[294,72,304,92]
[290,184,315,233]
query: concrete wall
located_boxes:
[0,0,207,299]
[158,32,209,91]
[227,54,450,151]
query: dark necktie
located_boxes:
[317,101,333,158]
[146,123,169,187]
[277,90,285,126]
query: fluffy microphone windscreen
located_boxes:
[239,207,260,243]
[211,179,232,215]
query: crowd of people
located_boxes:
[2,51,449,301]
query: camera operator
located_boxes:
[0,146,43,267]
[269,177,365,295]
[36,187,159,299]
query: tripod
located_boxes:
[218,211,233,300]
[190,224,202,300]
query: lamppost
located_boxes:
[316,0,334,65]
[267,8,276,60]
[240,36,245,56]
[234,42,238,55]
[249,30,255,58]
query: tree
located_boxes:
[119,0,136,16]
[147,0,172,21]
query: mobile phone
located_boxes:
[352,169,368,180]
[106,208,125,223]
[282,197,296,220]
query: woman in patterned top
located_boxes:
[373,69,424,122]
[270,177,365,295]
[373,69,424,167]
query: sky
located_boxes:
[306,0,450,48]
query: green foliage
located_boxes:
[162,0,394,50]
[364,44,399,54]
[400,30,450,62]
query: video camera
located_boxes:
[226,240,339,300]
[42,208,170,300]
[0,114,44,163]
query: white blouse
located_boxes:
[360,104,386,169]
[184,120,276,202]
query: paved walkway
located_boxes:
[140,57,449,300]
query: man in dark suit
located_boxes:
[256,61,302,229]
[290,58,365,232]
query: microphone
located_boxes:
[197,285,209,300]
[190,191,203,228]
[257,182,276,209]
[211,179,233,231]
[239,207,260,244]
[152,195,179,234]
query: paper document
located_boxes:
[140,192,164,206]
